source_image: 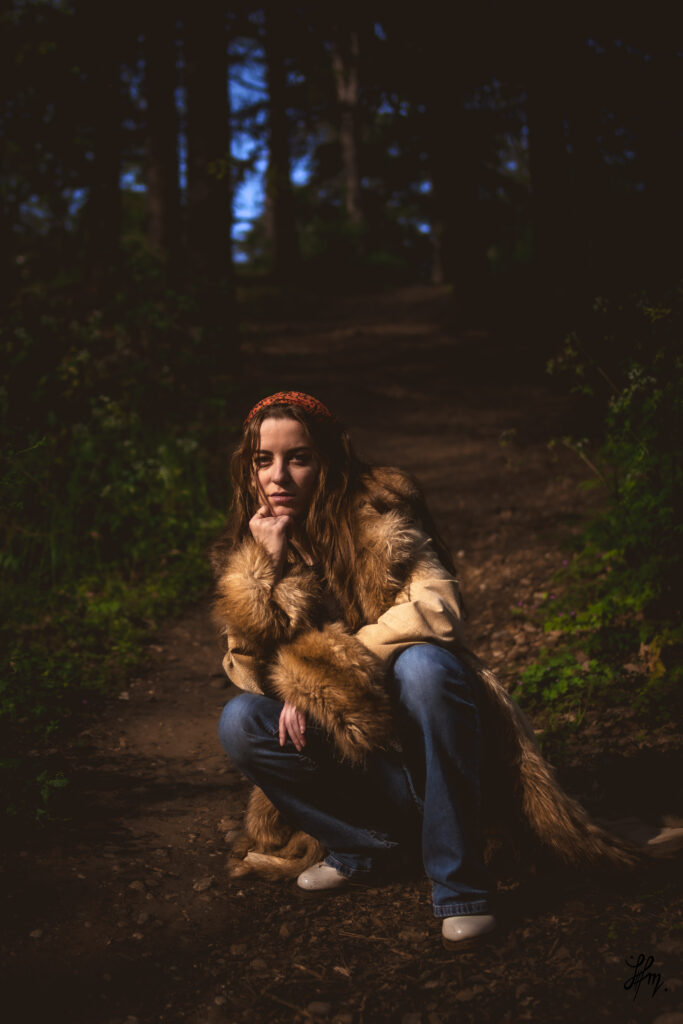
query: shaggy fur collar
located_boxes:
[211,467,427,765]
[212,465,430,640]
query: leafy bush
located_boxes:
[1,277,234,821]
[515,291,682,724]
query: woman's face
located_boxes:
[254,417,319,521]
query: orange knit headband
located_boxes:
[243,391,334,428]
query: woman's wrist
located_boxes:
[271,551,285,583]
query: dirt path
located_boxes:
[3,288,682,1024]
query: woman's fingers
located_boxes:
[294,708,306,748]
[279,705,291,747]
[249,512,291,578]
[279,702,306,750]
[249,505,269,529]
[285,705,303,749]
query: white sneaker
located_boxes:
[441,913,496,950]
[296,861,349,891]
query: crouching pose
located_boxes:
[213,391,637,950]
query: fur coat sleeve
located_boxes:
[214,536,324,648]
[213,488,464,760]
[214,536,324,696]
[213,537,395,763]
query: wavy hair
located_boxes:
[228,403,457,629]
[229,403,371,627]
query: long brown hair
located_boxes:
[228,402,457,629]
[229,403,371,624]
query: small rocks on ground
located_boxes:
[192,875,216,893]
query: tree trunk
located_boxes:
[426,46,488,326]
[184,0,232,286]
[263,1,300,282]
[629,42,680,286]
[81,0,123,293]
[331,30,363,228]
[144,0,182,281]
[565,38,609,299]
[430,222,446,287]
[524,19,574,333]
[184,0,237,371]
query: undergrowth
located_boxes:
[1,273,235,824]
[514,290,682,734]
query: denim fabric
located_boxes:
[218,643,490,916]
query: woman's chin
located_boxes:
[272,504,298,518]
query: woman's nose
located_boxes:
[272,458,290,483]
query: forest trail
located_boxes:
[4,288,682,1024]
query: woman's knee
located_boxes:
[392,644,472,716]
[217,692,275,765]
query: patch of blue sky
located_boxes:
[120,169,146,193]
[377,98,413,117]
[229,50,312,258]
[229,50,268,250]
[292,153,312,186]
[67,187,87,220]
[64,46,312,258]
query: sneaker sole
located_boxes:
[441,929,495,952]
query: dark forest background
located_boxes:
[1,0,681,819]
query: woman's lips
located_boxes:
[270,494,295,503]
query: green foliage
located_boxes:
[0,762,69,824]
[237,183,430,290]
[517,291,682,726]
[1,274,233,823]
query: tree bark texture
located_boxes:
[144,0,182,280]
[331,30,363,228]
[629,42,681,282]
[184,0,232,287]
[425,29,489,325]
[524,18,574,323]
[80,0,123,291]
[264,1,300,281]
[183,0,237,371]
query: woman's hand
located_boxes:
[249,504,292,578]
[279,701,307,751]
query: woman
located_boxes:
[213,391,636,950]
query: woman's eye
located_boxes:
[254,456,271,468]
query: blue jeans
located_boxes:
[218,643,490,917]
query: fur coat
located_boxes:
[212,467,638,879]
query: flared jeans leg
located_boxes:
[218,642,491,916]
[390,644,491,917]
[218,692,418,878]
